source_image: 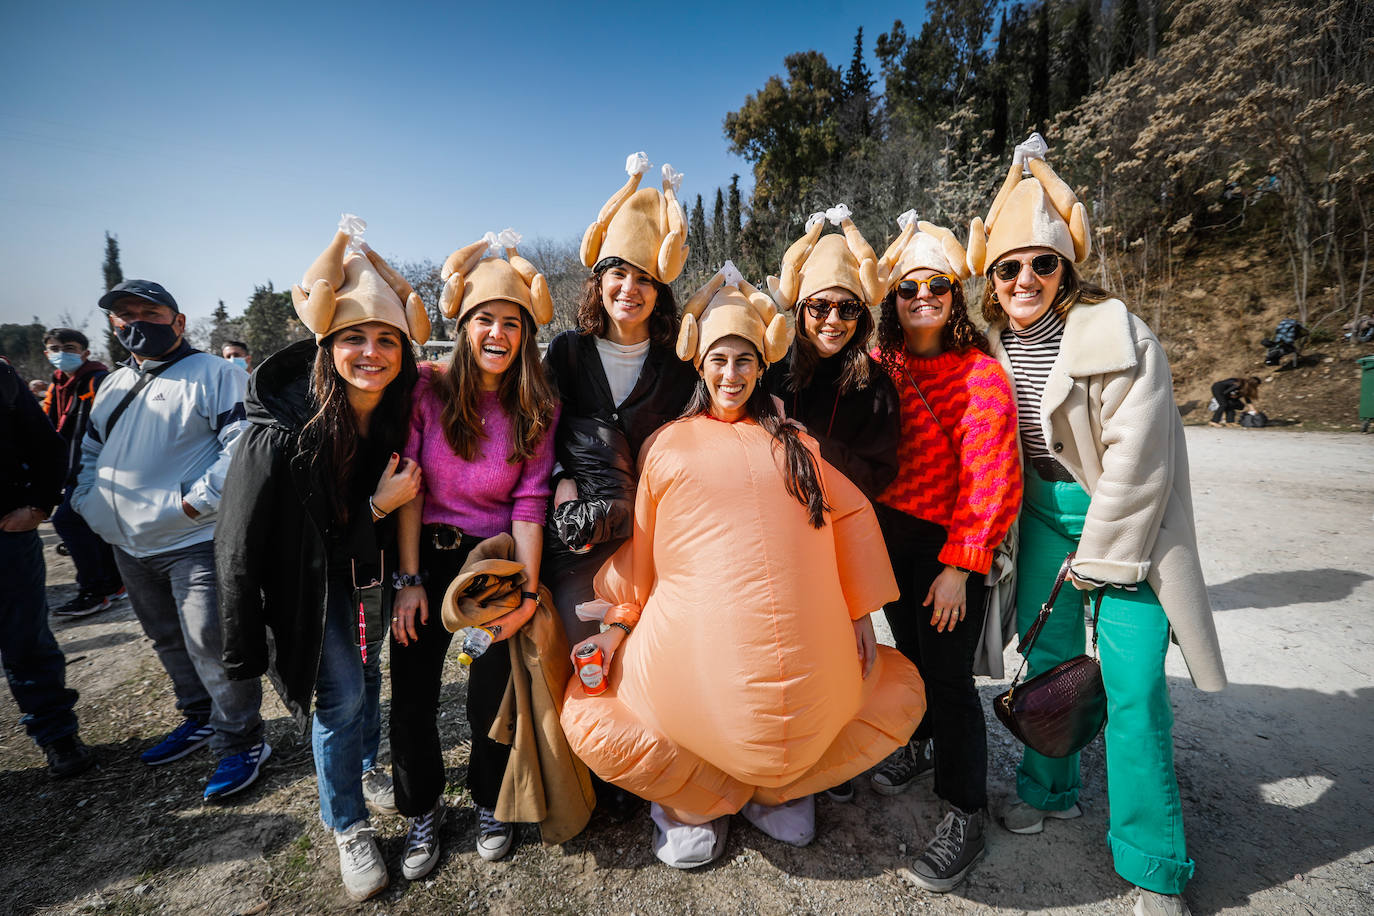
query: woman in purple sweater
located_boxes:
[390,241,558,873]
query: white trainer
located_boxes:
[335,820,388,901]
[361,766,397,815]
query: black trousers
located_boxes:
[1210,381,1245,423]
[390,537,513,816]
[876,503,988,813]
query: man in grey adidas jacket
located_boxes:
[73,279,267,800]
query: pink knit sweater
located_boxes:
[403,364,557,537]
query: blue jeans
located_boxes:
[115,541,263,756]
[51,488,121,594]
[0,530,79,748]
[313,574,384,831]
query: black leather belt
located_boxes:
[1030,456,1076,483]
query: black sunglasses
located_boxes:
[897,275,955,299]
[800,298,865,321]
[992,253,1062,282]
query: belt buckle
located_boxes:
[431,525,463,551]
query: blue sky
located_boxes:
[2,0,926,342]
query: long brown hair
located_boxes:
[782,299,875,395]
[436,306,557,462]
[301,330,419,524]
[876,279,990,375]
[980,258,1112,326]
[680,347,832,529]
[576,258,679,345]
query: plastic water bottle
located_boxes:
[457,625,500,666]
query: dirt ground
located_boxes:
[2,427,1371,916]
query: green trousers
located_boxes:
[1015,470,1195,894]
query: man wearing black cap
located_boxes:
[0,357,95,778]
[72,280,267,800]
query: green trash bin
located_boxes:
[1359,355,1374,433]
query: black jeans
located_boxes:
[390,537,513,816]
[876,503,988,813]
[51,487,121,594]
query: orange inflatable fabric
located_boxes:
[560,415,927,819]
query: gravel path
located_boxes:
[2,427,1371,915]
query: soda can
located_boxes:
[575,642,608,696]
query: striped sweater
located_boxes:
[1000,308,1066,459]
[877,347,1022,575]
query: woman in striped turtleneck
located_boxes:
[976,135,1224,916]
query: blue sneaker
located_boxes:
[203,740,271,800]
[141,719,213,766]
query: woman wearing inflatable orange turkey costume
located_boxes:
[559,264,926,869]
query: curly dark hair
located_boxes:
[979,257,1112,327]
[781,300,875,395]
[876,278,990,375]
[575,258,679,346]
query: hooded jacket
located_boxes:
[46,359,109,486]
[216,339,400,730]
[989,298,1226,691]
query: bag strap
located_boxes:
[901,364,953,448]
[1006,552,1105,688]
[102,349,195,440]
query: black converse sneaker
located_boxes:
[870,738,934,795]
[902,806,986,893]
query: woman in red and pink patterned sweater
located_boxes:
[867,217,1021,894]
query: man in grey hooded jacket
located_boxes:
[73,279,266,800]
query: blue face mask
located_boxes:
[47,351,84,374]
[228,356,248,370]
[115,320,181,358]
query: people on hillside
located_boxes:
[0,357,95,779]
[72,279,266,801]
[975,134,1226,916]
[869,215,1021,892]
[217,220,428,901]
[560,266,925,869]
[42,328,125,618]
[762,204,900,503]
[390,231,559,872]
[1209,375,1260,426]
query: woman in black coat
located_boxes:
[217,322,420,900]
[541,258,697,645]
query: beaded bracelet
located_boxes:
[608,621,633,636]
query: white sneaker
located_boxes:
[475,805,513,862]
[335,820,388,901]
[740,795,816,847]
[649,803,728,869]
[401,798,445,880]
[361,766,397,815]
[1000,800,1082,835]
[1135,889,1191,916]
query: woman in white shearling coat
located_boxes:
[966,135,1223,914]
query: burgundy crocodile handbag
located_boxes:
[993,554,1107,758]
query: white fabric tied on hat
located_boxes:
[339,213,367,252]
[720,259,744,287]
[896,208,918,230]
[1013,132,1049,174]
[662,164,684,193]
[497,227,522,249]
[824,204,852,225]
[626,151,652,176]
[805,211,826,232]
